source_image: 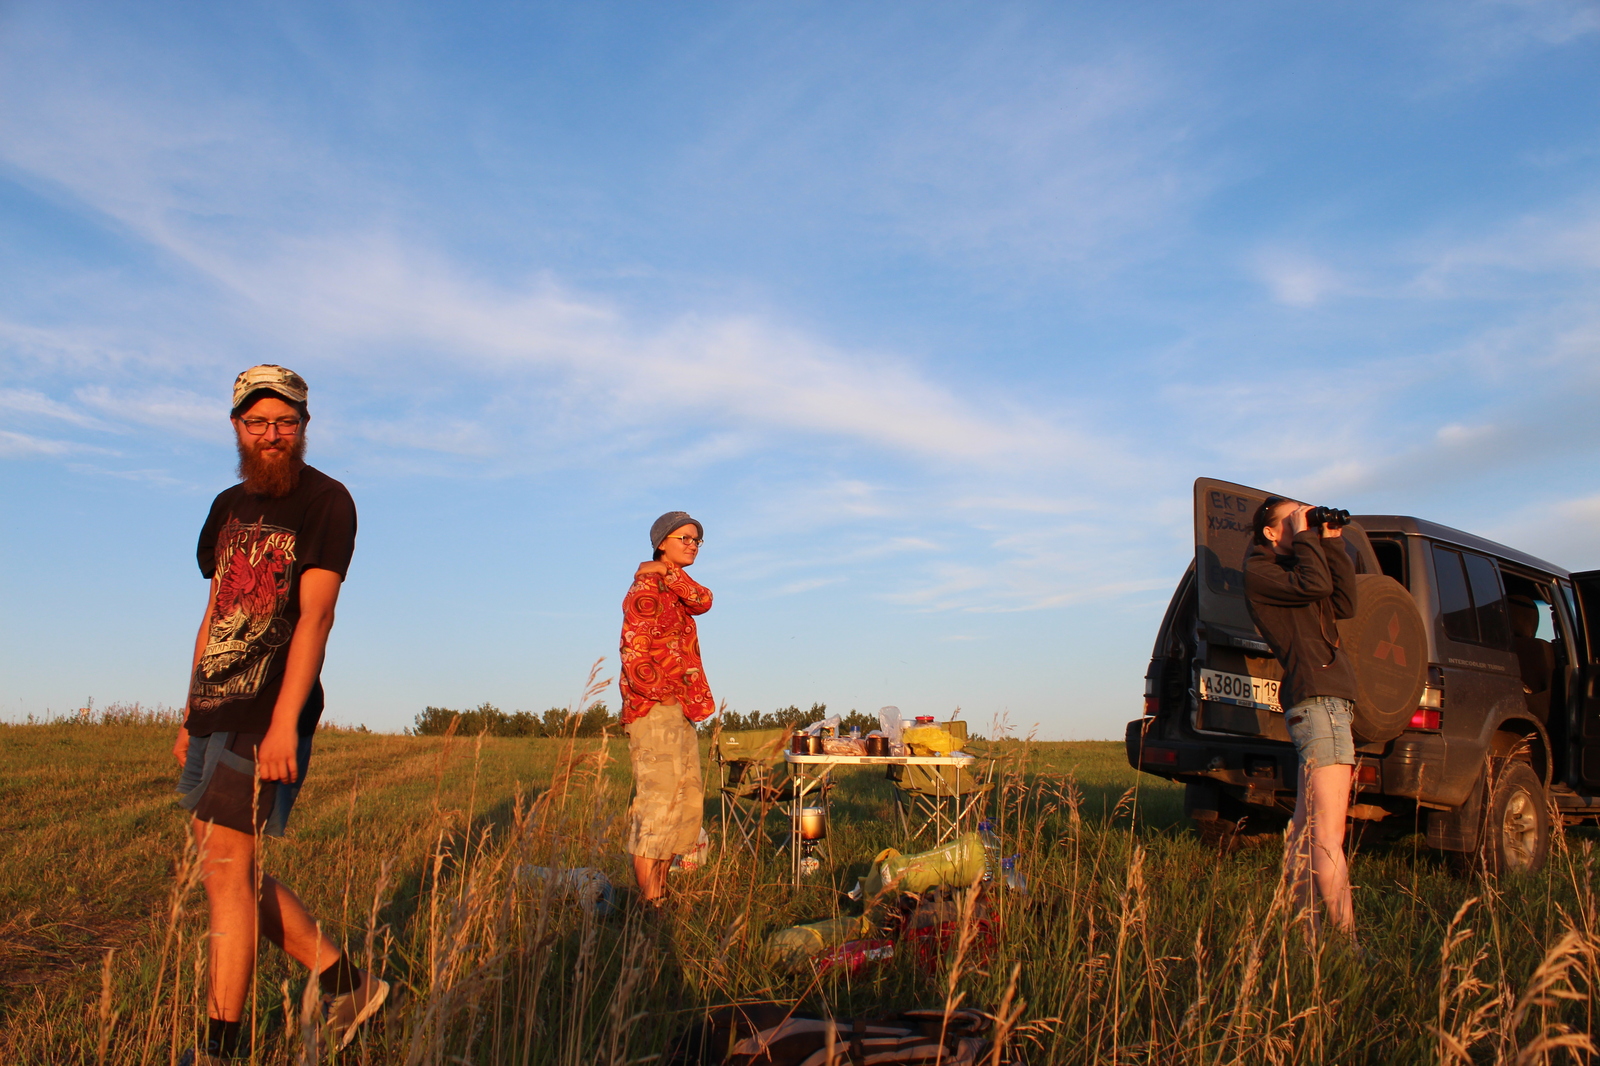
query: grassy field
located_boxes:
[3,716,1599,1064]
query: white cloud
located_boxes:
[1253,249,1350,307]
[773,576,844,597]
[0,429,114,458]
[1483,491,1600,569]
[73,385,220,438]
[657,10,1210,277]
[0,388,111,429]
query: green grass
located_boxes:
[2,720,1598,1064]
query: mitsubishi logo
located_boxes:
[1374,612,1407,667]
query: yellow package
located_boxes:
[902,725,956,755]
[765,914,876,971]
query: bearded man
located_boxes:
[171,365,385,1063]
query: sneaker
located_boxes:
[323,970,390,1050]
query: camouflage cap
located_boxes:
[231,365,308,413]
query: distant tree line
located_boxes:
[412,702,619,738]
[413,700,953,741]
[698,704,883,737]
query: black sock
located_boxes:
[204,1017,244,1058]
[318,956,362,996]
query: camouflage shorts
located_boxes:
[626,701,704,861]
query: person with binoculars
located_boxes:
[1244,496,1358,937]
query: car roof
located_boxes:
[1354,515,1568,578]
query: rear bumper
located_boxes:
[1125,718,1449,803]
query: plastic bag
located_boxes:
[515,866,616,918]
[802,715,842,737]
[765,914,876,971]
[854,832,987,901]
[902,725,956,755]
[878,706,905,756]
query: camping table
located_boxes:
[782,751,977,887]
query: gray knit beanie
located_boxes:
[650,511,703,550]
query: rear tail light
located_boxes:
[1141,746,1178,767]
[1143,695,1160,716]
[1409,707,1441,730]
[1356,764,1378,785]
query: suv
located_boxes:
[1126,478,1600,873]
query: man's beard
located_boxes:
[236,433,307,497]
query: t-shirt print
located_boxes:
[191,517,298,711]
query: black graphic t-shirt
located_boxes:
[184,465,357,737]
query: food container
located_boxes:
[791,730,809,754]
[805,733,823,755]
[864,734,890,757]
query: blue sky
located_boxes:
[3,1,1599,737]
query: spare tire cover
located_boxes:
[1337,573,1428,744]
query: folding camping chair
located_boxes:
[888,720,993,846]
[714,727,829,853]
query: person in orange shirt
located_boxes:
[619,511,716,905]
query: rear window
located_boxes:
[1432,544,1510,649]
[1369,536,1407,585]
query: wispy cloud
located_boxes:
[0,429,115,458]
[0,388,111,429]
[685,14,1208,273]
[1252,249,1351,307]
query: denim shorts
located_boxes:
[1284,696,1355,771]
[176,731,313,838]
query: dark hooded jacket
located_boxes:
[1244,530,1358,710]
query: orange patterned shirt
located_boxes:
[619,565,715,725]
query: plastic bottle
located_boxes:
[977,818,1000,883]
[1000,854,1028,893]
[849,725,861,740]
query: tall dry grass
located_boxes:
[4,689,1600,1063]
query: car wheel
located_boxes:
[1460,760,1550,876]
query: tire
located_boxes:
[1337,574,1428,744]
[1454,761,1550,876]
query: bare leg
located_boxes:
[257,873,342,973]
[195,820,258,1022]
[195,819,344,1022]
[632,854,671,903]
[1285,765,1355,935]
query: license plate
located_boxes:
[1198,668,1281,712]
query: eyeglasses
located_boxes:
[664,535,703,546]
[239,417,303,435]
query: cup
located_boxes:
[800,807,827,841]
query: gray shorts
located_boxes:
[1285,696,1355,771]
[176,731,313,838]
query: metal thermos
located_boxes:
[791,730,809,754]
